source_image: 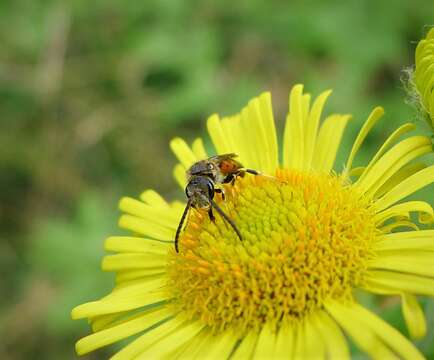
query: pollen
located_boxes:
[167,169,377,334]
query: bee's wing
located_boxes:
[208,153,239,162]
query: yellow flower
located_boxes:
[72,84,434,359]
[411,27,434,128]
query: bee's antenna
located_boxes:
[175,199,192,253]
[209,198,242,241]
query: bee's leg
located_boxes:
[245,169,259,175]
[214,188,225,201]
[243,168,282,182]
[208,207,216,222]
[223,174,235,184]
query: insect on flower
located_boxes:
[175,153,259,252]
[72,85,434,359]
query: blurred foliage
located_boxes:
[1,195,115,359]
[0,0,433,359]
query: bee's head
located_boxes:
[188,160,218,177]
[185,176,214,209]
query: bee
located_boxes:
[175,153,260,252]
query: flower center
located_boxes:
[167,169,376,333]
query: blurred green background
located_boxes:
[1,0,434,359]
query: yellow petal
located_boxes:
[220,115,245,159]
[75,307,171,355]
[375,162,427,198]
[114,273,166,291]
[374,230,434,251]
[368,250,434,277]
[357,123,416,182]
[304,89,332,169]
[207,101,277,173]
[283,84,304,169]
[239,104,263,171]
[119,214,174,240]
[235,92,280,174]
[345,106,384,172]
[352,302,424,360]
[365,270,434,296]
[91,310,141,332]
[104,236,169,254]
[222,114,257,167]
[258,92,279,172]
[170,137,198,169]
[362,281,399,295]
[139,321,205,358]
[110,316,185,360]
[273,323,294,358]
[237,102,263,171]
[312,310,350,360]
[401,293,427,339]
[194,330,237,360]
[112,277,166,296]
[176,329,213,360]
[71,288,168,319]
[139,190,169,207]
[115,269,165,284]
[174,163,187,189]
[313,114,351,172]
[231,331,258,360]
[207,113,232,154]
[325,301,424,360]
[90,313,122,332]
[374,201,434,225]
[375,165,434,212]
[252,323,276,359]
[119,197,180,228]
[102,253,166,271]
[300,316,326,359]
[292,322,305,360]
[299,93,311,168]
[191,138,207,160]
[355,136,431,196]
[380,220,419,233]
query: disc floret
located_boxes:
[167,169,377,333]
